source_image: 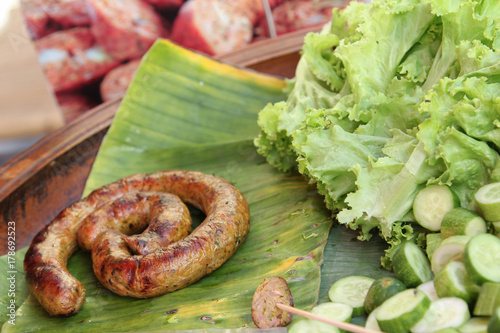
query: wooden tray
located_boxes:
[0,29,311,255]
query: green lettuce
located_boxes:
[254,0,500,269]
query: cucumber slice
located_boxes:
[442,235,472,246]
[435,328,461,333]
[427,233,443,260]
[431,236,471,274]
[441,208,487,239]
[311,302,353,333]
[434,261,480,306]
[311,302,353,322]
[417,281,439,301]
[413,185,459,231]
[392,242,433,287]
[365,307,382,331]
[288,303,353,333]
[410,297,470,333]
[328,276,374,317]
[364,277,407,314]
[459,317,490,333]
[488,306,500,333]
[475,182,500,221]
[463,233,500,284]
[474,282,500,316]
[376,289,431,333]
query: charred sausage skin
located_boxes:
[77,192,192,255]
[24,170,250,316]
[91,171,250,297]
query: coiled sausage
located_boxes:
[24,170,250,316]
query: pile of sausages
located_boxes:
[24,170,251,316]
[21,0,340,122]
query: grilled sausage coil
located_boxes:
[24,170,251,316]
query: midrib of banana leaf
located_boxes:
[1,40,389,332]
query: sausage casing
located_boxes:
[24,170,250,316]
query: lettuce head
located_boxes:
[254,0,500,269]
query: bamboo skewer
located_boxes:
[276,303,384,333]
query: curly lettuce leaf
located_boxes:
[335,0,434,114]
[338,140,443,239]
[254,102,297,172]
[423,0,500,89]
[417,76,500,202]
[457,40,500,78]
[302,33,343,91]
[293,110,387,211]
[397,19,443,83]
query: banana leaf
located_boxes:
[1,40,389,332]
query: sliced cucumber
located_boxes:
[475,182,500,222]
[413,185,459,231]
[435,328,461,333]
[288,318,339,333]
[431,236,471,274]
[459,317,490,333]
[417,281,439,301]
[311,302,353,332]
[376,289,431,333]
[463,233,500,284]
[431,242,464,275]
[392,242,433,287]
[488,306,500,333]
[364,277,407,314]
[328,275,374,317]
[441,208,487,239]
[288,302,352,333]
[434,261,480,307]
[365,307,382,331]
[410,297,470,333]
[441,235,472,246]
[427,233,443,260]
[474,282,500,316]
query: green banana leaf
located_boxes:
[1,40,389,332]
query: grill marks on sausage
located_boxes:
[24,170,250,316]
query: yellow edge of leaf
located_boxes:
[154,39,287,91]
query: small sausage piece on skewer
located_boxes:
[252,276,382,333]
[251,276,294,328]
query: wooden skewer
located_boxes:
[276,303,384,333]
